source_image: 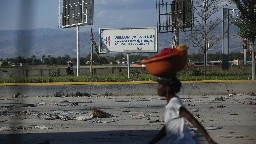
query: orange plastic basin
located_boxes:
[141,46,188,77]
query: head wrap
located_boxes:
[157,75,182,94]
[157,73,177,85]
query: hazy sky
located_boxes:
[0,0,236,32]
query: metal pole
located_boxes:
[243,39,247,65]
[251,41,255,80]
[171,1,179,48]
[90,27,93,75]
[203,0,208,76]
[127,53,130,79]
[76,25,80,76]
[172,27,179,48]
[244,48,247,65]
[222,8,229,70]
[58,0,60,28]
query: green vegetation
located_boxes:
[0,66,252,83]
[0,53,248,67]
[0,52,254,83]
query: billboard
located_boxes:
[58,0,94,28]
[172,0,193,29]
[99,28,158,53]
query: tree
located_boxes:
[31,55,36,65]
[182,0,232,76]
[231,0,256,80]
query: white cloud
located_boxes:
[96,10,106,17]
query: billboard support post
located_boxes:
[127,53,130,79]
[58,0,94,77]
[76,25,80,76]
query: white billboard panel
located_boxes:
[99,28,158,53]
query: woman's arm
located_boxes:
[148,126,166,144]
[179,107,217,144]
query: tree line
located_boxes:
[0,52,248,66]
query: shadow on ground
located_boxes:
[0,130,207,144]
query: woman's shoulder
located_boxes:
[170,96,183,104]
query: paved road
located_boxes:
[0,93,256,144]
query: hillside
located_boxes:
[0,26,242,59]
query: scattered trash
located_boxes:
[215,96,225,101]
[34,125,52,130]
[205,126,222,130]
[93,108,112,118]
[131,114,146,119]
[188,103,195,106]
[115,100,130,102]
[182,99,192,102]
[22,104,36,107]
[13,92,21,98]
[37,111,75,121]
[243,101,256,105]
[136,98,151,101]
[229,113,238,115]
[218,135,248,138]
[75,114,93,121]
[60,100,71,103]
[0,119,8,122]
[38,102,46,105]
[250,92,256,96]
[149,119,161,123]
[55,100,79,106]
[102,121,109,124]
[192,109,199,112]
[194,114,200,118]
[216,105,226,108]
[228,93,235,97]
[0,127,11,131]
[122,110,130,112]
[158,97,166,100]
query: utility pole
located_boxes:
[90,27,93,75]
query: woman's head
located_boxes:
[157,75,182,96]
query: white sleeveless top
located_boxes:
[165,96,196,144]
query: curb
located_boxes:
[0,80,255,86]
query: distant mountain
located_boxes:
[0,27,242,59]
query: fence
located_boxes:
[0,65,254,78]
[0,67,147,78]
